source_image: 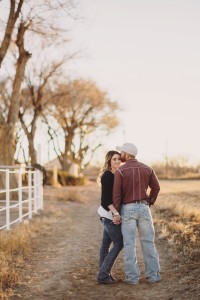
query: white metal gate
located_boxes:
[0,166,43,230]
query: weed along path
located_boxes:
[11,181,200,300]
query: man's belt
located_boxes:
[125,200,149,205]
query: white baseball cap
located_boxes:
[116,143,138,156]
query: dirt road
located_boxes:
[11,182,192,300]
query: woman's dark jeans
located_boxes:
[97,218,123,281]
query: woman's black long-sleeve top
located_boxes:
[101,170,114,211]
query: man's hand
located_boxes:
[113,215,121,225]
[148,197,155,207]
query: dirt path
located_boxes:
[11,182,187,300]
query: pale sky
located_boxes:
[66,0,200,166]
[1,0,199,166]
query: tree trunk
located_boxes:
[0,0,24,67]
[28,137,37,165]
[0,124,15,165]
[60,131,74,172]
[0,21,31,198]
[3,22,31,166]
[8,24,31,125]
[0,124,17,200]
[60,153,72,172]
[19,113,37,166]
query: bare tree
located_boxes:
[0,0,78,166]
[0,19,31,165]
[18,57,68,165]
[49,79,119,172]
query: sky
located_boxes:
[65,0,200,166]
[1,0,199,167]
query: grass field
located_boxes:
[160,179,200,193]
[0,180,199,299]
[154,179,200,299]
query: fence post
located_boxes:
[28,170,32,219]
[34,171,38,213]
[52,166,60,187]
[36,144,43,210]
[5,169,10,230]
[36,170,40,210]
[39,170,43,210]
[37,144,43,209]
[18,168,23,222]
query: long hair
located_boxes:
[97,150,120,185]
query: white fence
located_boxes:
[0,166,43,230]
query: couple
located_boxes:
[97,142,161,285]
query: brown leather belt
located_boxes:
[125,200,148,205]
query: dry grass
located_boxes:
[154,180,200,299]
[43,186,85,203]
[0,188,83,300]
[0,225,32,299]
[155,191,200,261]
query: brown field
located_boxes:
[0,179,199,300]
[160,179,200,193]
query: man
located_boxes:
[112,142,161,285]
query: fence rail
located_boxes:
[0,166,43,230]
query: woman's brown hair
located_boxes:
[97,150,120,185]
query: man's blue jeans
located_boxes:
[121,203,160,284]
[97,218,123,281]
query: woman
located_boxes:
[97,150,123,284]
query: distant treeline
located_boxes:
[152,159,200,179]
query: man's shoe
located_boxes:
[122,280,139,285]
[147,279,161,284]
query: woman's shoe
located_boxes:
[98,278,116,285]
